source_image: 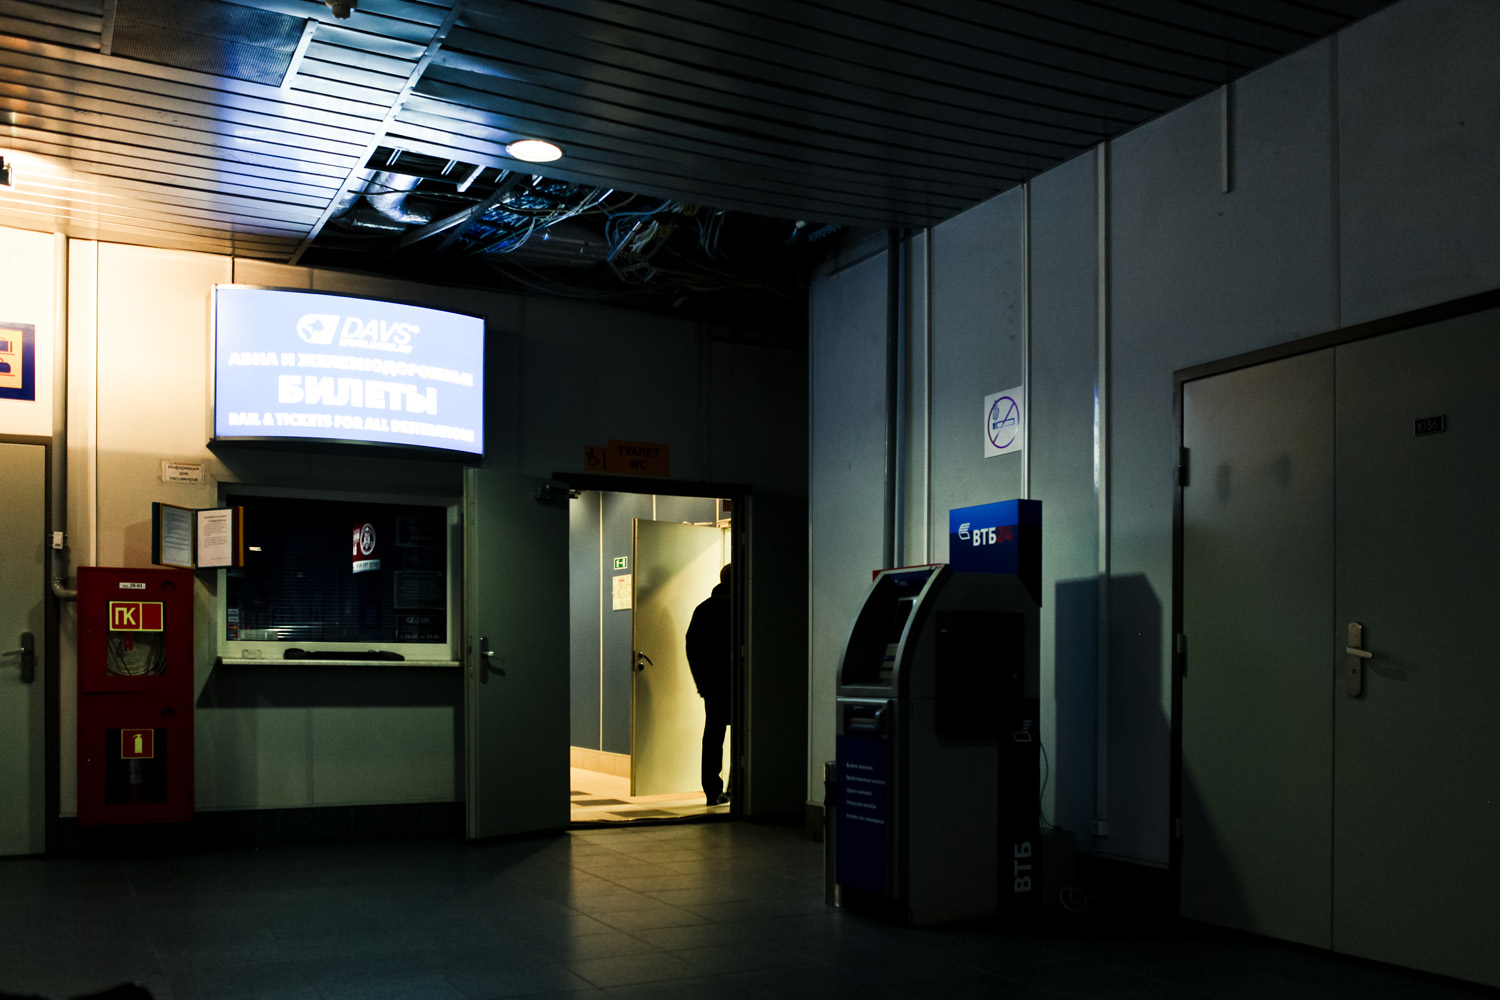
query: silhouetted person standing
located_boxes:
[685,563,731,806]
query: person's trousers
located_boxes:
[701,694,730,802]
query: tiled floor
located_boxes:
[569,767,728,824]
[1,822,1492,1000]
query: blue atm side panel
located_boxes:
[835,734,891,894]
[947,499,1041,605]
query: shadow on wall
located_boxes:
[1053,574,1171,858]
[1052,576,1099,849]
[1051,575,1172,848]
[1053,573,1246,918]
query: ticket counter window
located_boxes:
[223,494,450,653]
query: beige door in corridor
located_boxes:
[0,441,47,856]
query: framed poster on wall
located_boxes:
[0,321,35,401]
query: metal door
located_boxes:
[1180,351,1335,947]
[630,519,727,796]
[464,467,569,839]
[1181,308,1500,987]
[1331,314,1500,987]
[0,442,46,856]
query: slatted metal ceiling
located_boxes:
[0,0,1389,307]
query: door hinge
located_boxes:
[1175,632,1187,675]
[1176,446,1189,487]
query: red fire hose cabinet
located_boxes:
[77,566,195,825]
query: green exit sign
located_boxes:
[613,556,628,571]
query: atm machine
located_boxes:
[833,563,1040,925]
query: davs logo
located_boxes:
[295,312,418,353]
[297,313,340,344]
[337,315,417,353]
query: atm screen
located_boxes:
[885,600,914,645]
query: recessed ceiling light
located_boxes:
[506,139,563,163]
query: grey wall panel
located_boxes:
[569,491,602,749]
[1109,42,1338,361]
[1027,150,1102,844]
[1337,0,1500,324]
[900,231,931,565]
[519,297,704,481]
[928,188,1026,556]
[745,493,809,816]
[1104,41,1336,863]
[709,342,810,497]
[808,249,889,800]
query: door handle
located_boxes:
[635,651,653,672]
[1345,622,1370,697]
[1,632,34,684]
[478,636,506,678]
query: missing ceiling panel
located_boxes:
[111,0,306,86]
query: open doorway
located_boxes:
[567,490,732,824]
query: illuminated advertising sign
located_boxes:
[211,286,485,457]
[948,498,1042,605]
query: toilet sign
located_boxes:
[984,386,1025,457]
[121,728,155,759]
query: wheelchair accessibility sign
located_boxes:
[984,386,1024,458]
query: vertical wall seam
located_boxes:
[598,492,604,750]
[894,235,908,565]
[1328,34,1341,944]
[924,228,934,562]
[1221,82,1235,195]
[806,294,816,803]
[1095,142,1112,831]
[1021,184,1032,499]
[884,230,900,570]
[90,242,99,567]
[1330,36,1342,330]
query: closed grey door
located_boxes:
[1331,313,1500,987]
[1181,350,1335,948]
[464,466,569,839]
[1181,308,1500,988]
[0,442,46,856]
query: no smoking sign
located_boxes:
[984,386,1025,458]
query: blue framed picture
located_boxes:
[0,322,36,401]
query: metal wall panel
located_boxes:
[1103,39,1337,863]
[1337,0,1500,324]
[807,250,888,800]
[1026,150,1102,845]
[927,188,1025,558]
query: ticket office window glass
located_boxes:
[222,493,454,659]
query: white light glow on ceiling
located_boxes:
[505,139,563,163]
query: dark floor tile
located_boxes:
[444,961,596,999]
[539,930,664,962]
[668,940,805,974]
[566,952,703,989]
[318,973,468,1000]
[165,959,312,998]
[591,904,706,933]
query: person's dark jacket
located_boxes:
[684,581,730,705]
